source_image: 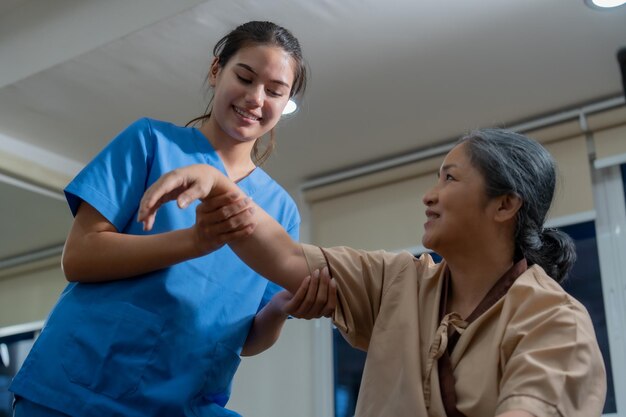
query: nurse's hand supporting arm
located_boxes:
[242,267,336,356]
[139,164,313,295]
[63,191,255,283]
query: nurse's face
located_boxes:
[209,44,295,144]
[421,143,496,254]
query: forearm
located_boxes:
[139,164,313,292]
[241,302,288,356]
[176,166,312,293]
[209,170,310,294]
[62,227,201,282]
[228,209,310,294]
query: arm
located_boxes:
[140,165,407,348]
[63,192,255,282]
[139,164,311,294]
[242,267,337,356]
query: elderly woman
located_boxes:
[139,129,606,417]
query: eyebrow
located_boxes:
[436,164,457,177]
[235,63,291,88]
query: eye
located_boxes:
[445,174,455,181]
[266,88,283,98]
[237,75,252,84]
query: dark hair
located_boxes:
[458,129,576,283]
[187,21,308,165]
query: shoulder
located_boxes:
[108,117,157,147]
[510,265,585,312]
[504,265,596,338]
[131,117,190,138]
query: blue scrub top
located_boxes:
[9,118,300,417]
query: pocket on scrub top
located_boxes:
[60,302,163,399]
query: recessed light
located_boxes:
[282,99,297,115]
[584,0,626,9]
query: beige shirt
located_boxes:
[301,244,607,417]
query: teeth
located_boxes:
[234,106,259,121]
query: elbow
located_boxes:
[61,246,82,282]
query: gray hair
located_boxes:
[458,128,576,283]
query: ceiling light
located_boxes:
[584,0,626,8]
[282,99,298,115]
[0,343,9,367]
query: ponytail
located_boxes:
[522,228,577,284]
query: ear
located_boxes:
[208,57,220,87]
[493,193,522,223]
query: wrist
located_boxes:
[181,227,211,258]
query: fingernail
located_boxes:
[313,269,320,278]
[179,198,189,208]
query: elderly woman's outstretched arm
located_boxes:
[138,164,312,294]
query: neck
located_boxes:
[198,119,256,182]
[443,237,515,318]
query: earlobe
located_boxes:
[208,57,220,87]
[494,193,522,223]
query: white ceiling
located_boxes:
[1,0,625,265]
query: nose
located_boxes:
[422,184,438,207]
[245,85,264,107]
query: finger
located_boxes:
[292,269,320,318]
[307,267,330,318]
[138,170,205,228]
[213,223,257,244]
[199,191,244,213]
[175,181,213,210]
[140,171,185,211]
[198,197,254,221]
[321,277,338,318]
[197,205,255,237]
[282,275,311,315]
[138,174,185,230]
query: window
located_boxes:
[560,221,616,414]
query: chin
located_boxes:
[421,236,435,251]
[229,130,261,143]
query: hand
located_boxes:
[138,164,219,231]
[192,193,256,254]
[270,267,337,320]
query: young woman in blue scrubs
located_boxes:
[10,21,335,417]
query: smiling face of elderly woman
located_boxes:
[423,129,576,283]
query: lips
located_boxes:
[233,105,261,121]
[425,209,439,220]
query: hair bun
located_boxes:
[538,228,577,283]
